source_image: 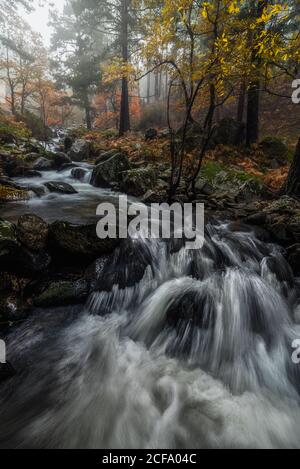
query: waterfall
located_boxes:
[1,221,300,449]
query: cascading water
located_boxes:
[1,220,300,449]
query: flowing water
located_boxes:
[1,141,300,449]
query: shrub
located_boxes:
[16,112,52,141]
[0,114,31,143]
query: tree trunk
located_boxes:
[283,138,300,197]
[119,0,130,136]
[246,79,260,146]
[147,71,151,104]
[237,80,246,123]
[85,105,92,130]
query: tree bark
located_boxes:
[246,79,260,145]
[237,80,246,123]
[283,138,300,197]
[119,0,130,136]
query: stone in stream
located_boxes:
[68,139,91,162]
[33,278,89,308]
[44,181,78,194]
[166,290,216,330]
[33,157,55,171]
[0,363,16,384]
[0,219,51,275]
[91,152,130,188]
[95,239,154,293]
[0,184,29,202]
[51,152,72,168]
[49,221,120,261]
[17,214,49,252]
[71,167,89,181]
[23,170,42,178]
[95,149,120,165]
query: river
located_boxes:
[0,138,300,449]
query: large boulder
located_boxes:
[33,157,55,171]
[52,152,72,168]
[49,221,120,262]
[121,166,157,196]
[91,152,130,188]
[71,167,90,182]
[260,137,288,165]
[68,139,91,162]
[211,118,246,147]
[0,219,51,275]
[44,181,78,195]
[95,149,120,166]
[95,239,154,295]
[0,184,29,202]
[17,214,49,252]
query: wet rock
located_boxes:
[0,219,51,275]
[23,170,42,178]
[91,153,130,188]
[145,128,158,141]
[95,149,120,166]
[287,244,300,276]
[17,214,49,252]
[245,212,267,226]
[68,139,91,162]
[71,167,89,181]
[44,181,78,195]
[24,152,41,163]
[0,295,29,321]
[0,184,29,202]
[28,185,46,197]
[33,279,89,308]
[57,162,78,172]
[0,363,16,384]
[49,221,120,262]
[263,255,294,288]
[121,166,157,196]
[96,239,154,292]
[64,136,73,152]
[33,157,55,171]
[166,291,216,329]
[52,152,72,168]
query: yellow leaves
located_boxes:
[228,1,240,15]
[102,59,136,84]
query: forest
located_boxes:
[0,0,300,451]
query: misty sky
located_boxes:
[23,0,65,46]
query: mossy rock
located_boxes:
[49,221,121,261]
[121,167,158,196]
[260,137,288,162]
[33,279,89,308]
[0,184,29,202]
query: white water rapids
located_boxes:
[1,220,300,449]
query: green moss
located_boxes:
[200,161,224,182]
[0,185,29,202]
